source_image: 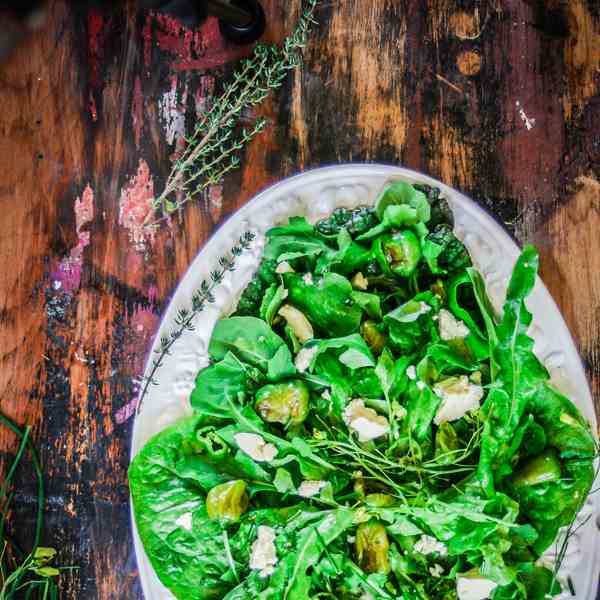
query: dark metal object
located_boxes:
[206,0,252,27]
[217,0,265,45]
[140,0,265,43]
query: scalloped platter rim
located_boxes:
[130,164,600,600]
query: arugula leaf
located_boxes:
[350,290,382,320]
[315,228,371,275]
[375,348,410,402]
[266,344,297,381]
[260,281,288,324]
[259,508,355,600]
[300,334,375,372]
[209,316,293,373]
[191,352,261,417]
[356,182,430,241]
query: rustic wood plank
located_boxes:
[0,0,598,598]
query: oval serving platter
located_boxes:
[130,164,599,600]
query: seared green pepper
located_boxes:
[373,230,421,278]
[206,480,249,522]
[511,449,562,488]
[355,521,391,574]
[255,380,310,426]
[284,272,362,336]
[360,320,387,356]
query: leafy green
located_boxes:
[132,185,596,600]
[315,206,379,237]
[209,316,293,375]
[129,416,238,599]
[423,224,471,274]
[235,259,278,317]
[191,351,259,416]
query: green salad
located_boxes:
[129,182,597,600]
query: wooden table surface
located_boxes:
[0,0,599,598]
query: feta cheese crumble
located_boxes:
[302,272,314,285]
[456,575,497,600]
[414,534,448,557]
[234,433,277,462]
[433,376,484,425]
[275,261,294,274]
[297,480,328,498]
[406,365,417,380]
[429,564,445,577]
[249,526,278,577]
[351,271,368,290]
[439,309,470,340]
[174,512,193,532]
[295,345,319,373]
[343,399,390,442]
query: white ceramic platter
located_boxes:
[130,164,599,600]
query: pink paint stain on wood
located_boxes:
[52,184,95,293]
[115,400,137,424]
[132,76,144,149]
[115,302,160,424]
[155,13,196,59]
[150,12,247,72]
[173,46,251,71]
[88,11,104,88]
[118,159,155,250]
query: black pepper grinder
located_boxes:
[141,0,266,44]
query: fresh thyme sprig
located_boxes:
[146,0,318,228]
[136,231,255,413]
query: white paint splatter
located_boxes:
[159,76,187,146]
[515,100,536,131]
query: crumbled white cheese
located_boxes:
[343,399,390,442]
[297,480,327,498]
[416,381,426,390]
[429,564,445,577]
[456,576,497,600]
[175,512,193,532]
[433,376,484,425]
[406,365,417,380]
[275,261,294,274]
[234,433,278,462]
[351,271,369,290]
[302,272,314,285]
[295,345,319,373]
[249,525,278,577]
[439,308,470,340]
[414,535,448,557]
[321,389,331,401]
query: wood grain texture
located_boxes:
[0,0,598,598]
